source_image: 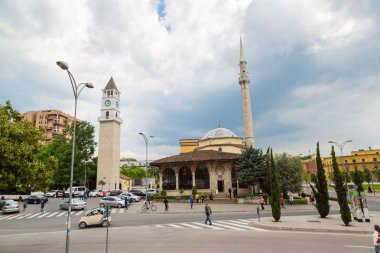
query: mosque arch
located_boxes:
[179,167,192,189]
[162,168,176,190]
[195,166,210,189]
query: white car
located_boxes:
[119,192,140,202]
[89,190,102,197]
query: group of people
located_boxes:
[189,194,205,209]
[228,187,238,199]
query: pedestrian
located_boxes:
[233,188,238,198]
[260,195,265,210]
[18,196,23,202]
[369,186,373,194]
[189,195,194,209]
[301,191,306,198]
[40,201,45,214]
[228,187,232,199]
[164,197,169,211]
[201,194,205,203]
[280,195,285,209]
[373,224,380,253]
[309,195,315,205]
[62,189,65,199]
[1,196,4,200]
[289,194,294,206]
[263,193,268,205]
[195,193,200,203]
[124,196,128,209]
[22,202,27,216]
[204,203,212,225]
[102,191,106,198]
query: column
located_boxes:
[159,169,163,191]
[190,164,196,187]
[175,167,179,190]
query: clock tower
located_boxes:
[97,77,123,191]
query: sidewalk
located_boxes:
[250,211,380,234]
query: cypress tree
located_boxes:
[269,148,281,222]
[310,142,330,218]
[331,146,351,225]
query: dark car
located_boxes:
[109,190,122,196]
[25,195,48,204]
[128,189,147,198]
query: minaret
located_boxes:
[239,38,255,148]
[97,77,123,191]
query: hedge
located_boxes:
[286,198,308,205]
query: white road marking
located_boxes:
[16,213,32,219]
[75,211,83,216]
[47,212,59,218]
[191,222,223,230]
[57,212,66,217]
[111,209,117,214]
[212,222,244,231]
[6,214,23,220]
[217,220,264,231]
[181,223,203,229]
[345,245,373,249]
[27,213,41,219]
[167,224,183,228]
[37,212,50,218]
[119,209,125,213]
[0,215,13,220]
[154,224,165,228]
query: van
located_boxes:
[65,186,86,197]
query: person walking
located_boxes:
[373,224,380,253]
[40,201,45,214]
[189,195,194,209]
[164,198,169,211]
[22,202,27,216]
[124,196,128,209]
[228,187,232,199]
[260,195,265,210]
[280,195,286,209]
[263,193,268,205]
[195,193,200,203]
[204,203,212,225]
[201,194,205,203]
[309,194,315,205]
[289,194,294,206]
[233,188,238,198]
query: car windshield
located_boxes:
[113,197,122,201]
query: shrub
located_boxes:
[192,186,197,196]
[160,190,167,197]
[285,198,308,205]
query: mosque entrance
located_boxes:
[217,180,224,193]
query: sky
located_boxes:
[0,0,379,160]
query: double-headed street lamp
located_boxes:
[138,133,154,196]
[56,61,94,253]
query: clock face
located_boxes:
[104,100,111,107]
[116,101,119,108]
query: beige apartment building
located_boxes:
[22,110,78,143]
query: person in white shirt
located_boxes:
[373,224,380,253]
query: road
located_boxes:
[0,197,375,252]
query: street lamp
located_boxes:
[138,133,154,197]
[56,61,93,253]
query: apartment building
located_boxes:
[22,110,78,144]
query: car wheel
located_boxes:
[101,220,109,227]
[117,204,122,208]
[100,203,105,207]
[79,221,87,229]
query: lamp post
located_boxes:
[138,133,154,197]
[56,61,94,253]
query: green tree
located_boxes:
[310,142,330,218]
[192,186,197,196]
[331,146,351,225]
[375,170,380,182]
[269,148,281,222]
[120,166,146,179]
[98,179,106,189]
[352,169,364,192]
[236,147,267,192]
[363,168,372,188]
[275,153,304,196]
[0,101,57,193]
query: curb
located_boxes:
[249,220,372,235]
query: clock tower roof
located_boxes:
[104,77,119,91]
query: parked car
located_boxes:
[99,197,125,208]
[0,200,20,214]
[46,190,64,198]
[60,199,87,210]
[30,191,45,196]
[25,195,48,204]
[89,189,103,197]
[128,189,147,198]
[145,189,159,195]
[65,186,86,198]
[78,208,111,229]
[110,190,122,196]
[119,192,140,202]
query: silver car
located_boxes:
[99,197,125,208]
[60,199,87,210]
[120,192,140,202]
[0,200,20,214]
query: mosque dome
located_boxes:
[201,127,239,140]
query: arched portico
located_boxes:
[162,168,176,190]
[195,166,210,189]
[179,167,192,189]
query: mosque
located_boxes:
[151,39,255,196]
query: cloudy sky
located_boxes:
[1,0,379,160]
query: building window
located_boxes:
[106,111,109,119]
[362,159,365,162]
[116,113,118,118]
[218,147,222,152]
[352,159,356,163]
[374,158,378,162]
[344,160,348,163]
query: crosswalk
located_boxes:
[0,208,128,221]
[137,219,265,232]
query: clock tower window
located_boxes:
[106,111,109,119]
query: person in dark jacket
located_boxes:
[40,201,45,213]
[205,203,212,225]
[164,198,169,211]
[124,196,128,209]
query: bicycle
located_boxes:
[142,201,157,212]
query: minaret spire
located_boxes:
[239,38,255,148]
